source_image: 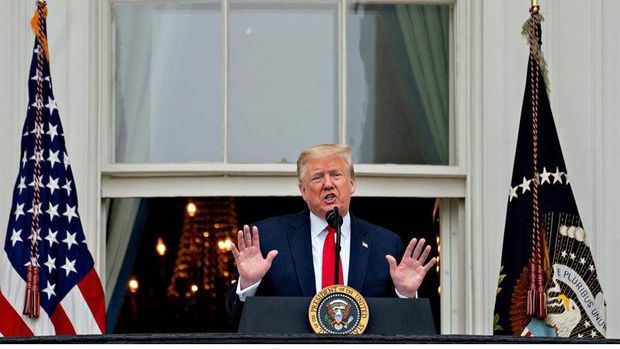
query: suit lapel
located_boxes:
[287,212,316,296]
[348,215,370,291]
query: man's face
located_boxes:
[299,156,356,218]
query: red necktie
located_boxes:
[322,226,344,288]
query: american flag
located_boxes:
[0,1,105,336]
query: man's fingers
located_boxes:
[418,245,431,264]
[252,225,260,249]
[403,238,417,260]
[265,250,279,265]
[237,229,246,250]
[231,242,240,259]
[386,255,398,272]
[411,238,425,260]
[243,224,252,248]
[423,257,438,272]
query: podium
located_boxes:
[238,297,436,335]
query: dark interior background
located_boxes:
[112,196,441,333]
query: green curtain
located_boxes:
[393,5,450,164]
[105,198,142,306]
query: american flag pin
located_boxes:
[362,241,368,249]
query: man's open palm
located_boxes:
[386,237,437,298]
[231,225,278,289]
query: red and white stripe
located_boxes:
[0,250,105,337]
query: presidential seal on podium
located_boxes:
[308,285,369,334]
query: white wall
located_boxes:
[0,0,619,337]
[481,0,620,338]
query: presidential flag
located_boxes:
[493,6,606,338]
[0,1,105,336]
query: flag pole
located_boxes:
[525,0,547,320]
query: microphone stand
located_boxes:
[327,207,343,285]
[335,222,342,285]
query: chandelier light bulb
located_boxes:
[128,277,139,293]
[187,202,197,217]
[156,237,166,256]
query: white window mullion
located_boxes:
[101,163,466,198]
[351,0,455,4]
[102,176,466,198]
[339,0,347,144]
[108,1,116,165]
[96,0,113,288]
[222,0,229,163]
[449,4,456,166]
[439,198,467,334]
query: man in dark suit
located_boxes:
[226,144,436,320]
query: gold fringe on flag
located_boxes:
[30,1,50,63]
[521,10,549,93]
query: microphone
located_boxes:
[326,207,343,285]
[326,207,343,229]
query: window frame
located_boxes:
[105,0,460,172]
[98,0,469,335]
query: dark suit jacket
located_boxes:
[226,210,405,322]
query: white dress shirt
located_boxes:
[236,212,409,300]
[310,211,351,292]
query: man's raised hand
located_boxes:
[386,237,437,298]
[231,225,278,290]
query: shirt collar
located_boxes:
[309,211,351,240]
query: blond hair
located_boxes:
[296,144,355,182]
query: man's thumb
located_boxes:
[385,255,397,271]
[266,250,279,264]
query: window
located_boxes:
[228,3,340,163]
[347,4,450,164]
[102,0,465,335]
[111,0,452,165]
[114,3,223,163]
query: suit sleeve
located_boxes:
[225,279,244,326]
[390,235,406,297]
[396,235,405,261]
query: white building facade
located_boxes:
[0,0,619,336]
